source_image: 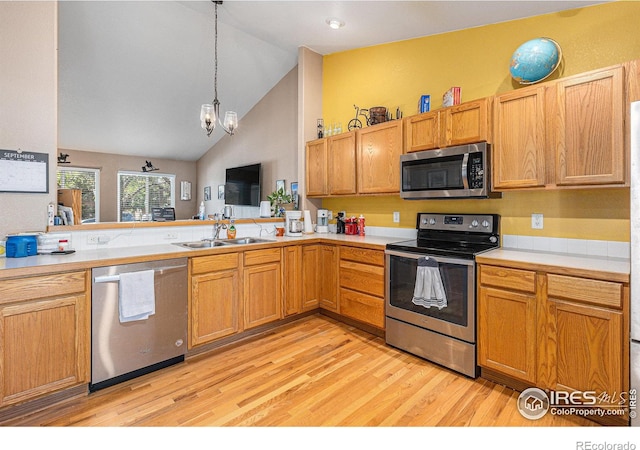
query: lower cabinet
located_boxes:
[283,245,302,316]
[190,253,241,347]
[338,246,385,329]
[0,271,89,407]
[542,274,625,398]
[319,245,338,312]
[243,248,282,329]
[301,244,338,313]
[477,262,629,425]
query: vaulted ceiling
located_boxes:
[57,0,606,161]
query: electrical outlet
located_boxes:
[87,235,110,244]
[165,232,178,240]
[393,211,400,223]
[531,213,544,229]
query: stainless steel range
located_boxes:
[385,213,500,378]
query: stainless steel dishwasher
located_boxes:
[91,257,188,391]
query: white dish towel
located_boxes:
[412,256,448,310]
[118,269,156,323]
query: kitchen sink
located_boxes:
[173,237,274,249]
[220,237,274,245]
[174,240,227,249]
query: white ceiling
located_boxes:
[57,0,607,162]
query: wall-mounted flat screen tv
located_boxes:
[225,163,261,206]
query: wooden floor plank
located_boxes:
[2,315,599,427]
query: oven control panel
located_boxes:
[418,213,498,233]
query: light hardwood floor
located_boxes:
[3,315,596,427]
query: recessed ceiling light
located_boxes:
[326,18,345,30]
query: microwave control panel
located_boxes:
[467,152,484,189]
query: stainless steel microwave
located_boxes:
[400,142,497,199]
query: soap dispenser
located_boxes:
[199,201,205,220]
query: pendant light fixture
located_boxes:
[200,1,238,137]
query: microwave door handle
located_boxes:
[461,153,470,190]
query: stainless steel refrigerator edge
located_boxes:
[630,100,640,426]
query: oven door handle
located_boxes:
[385,249,475,266]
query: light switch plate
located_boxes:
[393,211,400,223]
[531,213,543,229]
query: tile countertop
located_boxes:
[476,248,630,283]
[0,233,407,279]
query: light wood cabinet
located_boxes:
[478,265,537,383]
[541,274,625,399]
[328,131,357,195]
[404,110,440,153]
[243,249,282,329]
[493,64,627,190]
[477,261,629,425]
[403,98,491,153]
[305,138,328,196]
[319,245,338,312]
[553,65,625,186]
[190,253,241,347]
[301,244,338,312]
[338,246,385,329]
[0,271,89,407]
[441,98,491,147]
[301,245,321,311]
[282,245,302,316]
[492,85,547,189]
[357,120,403,194]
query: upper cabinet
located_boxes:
[305,138,328,197]
[492,85,547,189]
[327,131,357,195]
[306,121,402,197]
[404,110,440,152]
[357,121,403,194]
[403,97,491,153]
[553,66,625,186]
[493,63,628,191]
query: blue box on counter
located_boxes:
[6,235,38,258]
[419,95,430,113]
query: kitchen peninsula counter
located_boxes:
[0,233,404,279]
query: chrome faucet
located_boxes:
[209,213,227,240]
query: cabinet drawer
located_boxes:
[0,271,86,305]
[479,265,536,294]
[192,252,239,274]
[339,260,384,297]
[340,288,384,329]
[244,248,281,266]
[340,246,384,266]
[547,274,622,309]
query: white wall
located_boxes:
[0,2,58,237]
[197,66,298,218]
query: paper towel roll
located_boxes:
[303,210,314,233]
[260,201,271,218]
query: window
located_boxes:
[117,171,175,222]
[56,167,100,222]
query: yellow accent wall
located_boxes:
[321,2,640,242]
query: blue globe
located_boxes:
[510,38,562,84]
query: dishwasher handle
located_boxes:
[93,264,186,284]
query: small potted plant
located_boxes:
[267,187,293,217]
